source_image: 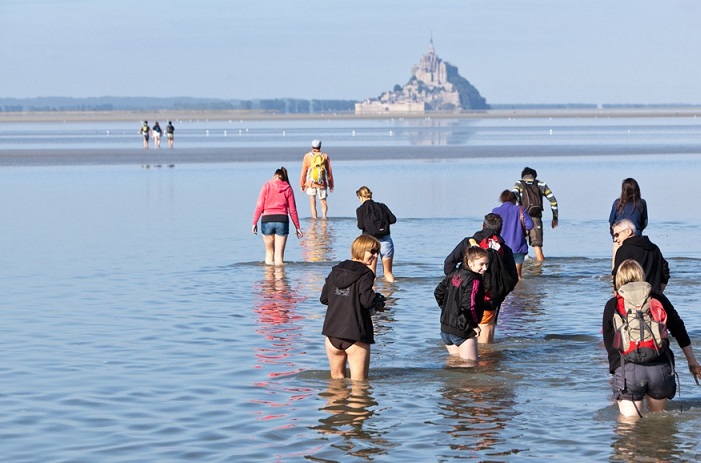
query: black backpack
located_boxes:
[363,202,390,238]
[521,181,543,217]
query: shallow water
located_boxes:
[1,120,701,462]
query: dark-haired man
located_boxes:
[512,167,559,261]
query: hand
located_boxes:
[296,228,303,239]
[690,363,701,385]
[552,217,559,229]
[252,224,257,235]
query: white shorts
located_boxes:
[306,187,328,200]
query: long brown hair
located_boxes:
[616,178,642,213]
[274,167,289,184]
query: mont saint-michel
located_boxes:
[355,40,489,114]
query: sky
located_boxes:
[2,0,701,105]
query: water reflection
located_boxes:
[612,414,683,462]
[436,374,518,456]
[311,380,389,460]
[301,219,336,263]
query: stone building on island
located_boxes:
[355,40,489,114]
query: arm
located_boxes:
[608,200,618,236]
[540,182,559,226]
[286,190,303,237]
[640,199,648,232]
[325,156,334,191]
[356,205,364,231]
[300,154,309,190]
[358,271,377,309]
[252,183,268,227]
[434,276,448,307]
[384,204,397,225]
[523,208,534,231]
[444,239,467,275]
[602,297,619,373]
[512,181,523,205]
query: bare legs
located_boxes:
[617,397,667,419]
[308,195,318,219]
[308,195,328,219]
[445,337,478,361]
[381,256,395,282]
[533,246,545,261]
[477,322,496,344]
[325,337,371,380]
[262,234,289,266]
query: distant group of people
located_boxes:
[250,140,701,418]
[139,120,175,149]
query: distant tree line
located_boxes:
[0,97,357,114]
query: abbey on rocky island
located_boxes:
[355,40,489,114]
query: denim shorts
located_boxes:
[441,330,476,346]
[378,235,394,258]
[612,360,676,401]
[261,221,289,236]
[512,252,526,264]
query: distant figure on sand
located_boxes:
[603,259,701,419]
[609,178,648,267]
[300,140,334,219]
[435,246,490,362]
[611,218,669,292]
[512,167,558,261]
[166,121,175,148]
[356,186,397,282]
[152,122,162,148]
[321,235,384,380]
[252,167,303,266]
[492,190,533,279]
[139,121,150,149]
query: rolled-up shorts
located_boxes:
[441,330,476,346]
[306,187,328,200]
[261,221,289,236]
[512,252,526,264]
[612,361,676,401]
[378,234,394,258]
[527,217,544,247]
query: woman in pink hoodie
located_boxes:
[252,167,304,265]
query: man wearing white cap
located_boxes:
[300,139,334,219]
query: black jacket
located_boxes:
[356,199,397,238]
[434,266,487,338]
[443,229,519,307]
[321,260,377,344]
[613,235,670,292]
[602,290,690,373]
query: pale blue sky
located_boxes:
[2,0,700,104]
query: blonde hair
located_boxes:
[615,259,645,290]
[351,234,380,260]
[356,186,373,200]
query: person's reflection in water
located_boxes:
[253,266,305,373]
[437,375,517,455]
[612,413,682,462]
[301,218,335,263]
[311,380,389,460]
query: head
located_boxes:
[620,178,641,202]
[311,139,322,150]
[612,219,636,245]
[351,234,381,264]
[615,259,645,290]
[499,189,517,204]
[482,213,503,234]
[274,167,289,183]
[521,167,537,179]
[168,121,172,124]
[144,120,148,124]
[464,246,489,275]
[356,186,373,201]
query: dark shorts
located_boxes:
[612,361,676,401]
[441,330,476,346]
[528,216,543,247]
[261,221,289,236]
[328,336,356,351]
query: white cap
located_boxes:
[311,139,321,149]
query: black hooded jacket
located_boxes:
[321,260,377,344]
[613,235,670,292]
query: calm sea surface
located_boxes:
[1,116,701,462]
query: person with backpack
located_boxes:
[139,120,150,149]
[165,121,175,148]
[321,234,385,380]
[252,167,304,266]
[444,213,518,344]
[300,139,334,219]
[355,186,397,282]
[435,246,490,362]
[492,190,534,279]
[512,167,558,262]
[603,259,701,418]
